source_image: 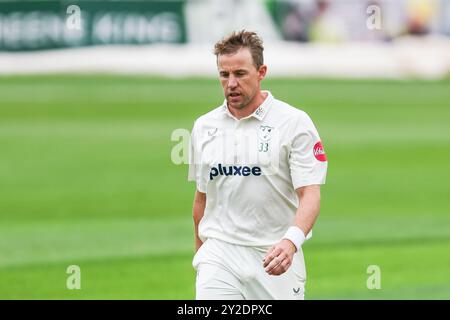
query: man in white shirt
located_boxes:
[188,30,327,300]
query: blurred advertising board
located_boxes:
[0,0,186,51]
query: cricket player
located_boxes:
[188,30,327,300]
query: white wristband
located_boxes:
[282,226,306,252]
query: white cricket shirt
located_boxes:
[188,91,327,247]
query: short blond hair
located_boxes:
[214,30,264,69]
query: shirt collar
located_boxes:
[222,91,274,121]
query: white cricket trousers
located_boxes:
[193,238,307,300]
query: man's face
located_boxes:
[217,48,267,110]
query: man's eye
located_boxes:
[220,73,229,78]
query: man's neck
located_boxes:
[229,91,268,120]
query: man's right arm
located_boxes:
[193,190,206,252]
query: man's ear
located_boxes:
[258,65,267,81]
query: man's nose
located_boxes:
[227,75,238,89]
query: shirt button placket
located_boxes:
[234,121,240,165]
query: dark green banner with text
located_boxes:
[0,0,186,51]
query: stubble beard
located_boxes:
[227,89,255,111]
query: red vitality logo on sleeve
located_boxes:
[313,141,327,162]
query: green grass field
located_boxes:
[0,75,449,299]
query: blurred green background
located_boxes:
[0,75,449,299]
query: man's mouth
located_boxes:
[228,92,241,98]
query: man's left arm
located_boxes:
[263,184,321,276]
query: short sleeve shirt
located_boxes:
[188,91,327,247]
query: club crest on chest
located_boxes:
[258,125,274,142]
